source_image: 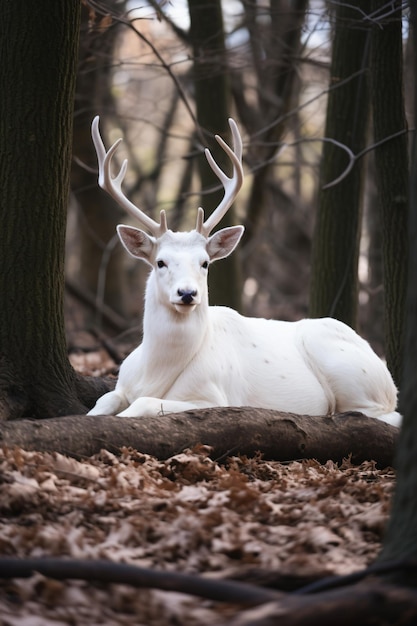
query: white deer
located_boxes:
[87,116,401,427]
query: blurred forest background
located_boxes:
[67,0,411,374]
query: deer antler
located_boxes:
[196,118,244,237]
[91,116,167,237]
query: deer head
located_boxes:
[91,117,244,315]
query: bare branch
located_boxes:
[322,128,410,190]
[87,0,198,133]
[0,557,279,607]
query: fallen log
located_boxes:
[0,408,398,466]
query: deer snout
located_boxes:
[177,288,197,305]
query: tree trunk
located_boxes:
[187,0,242,309]
[309,0,371,329]
[239,0,308,248]
[0,1,109,419]
[0,410,398,468]
[369,0,408,387]
[363,155,385,354]
[377,1,417,582]
[70,3,128,326]
[224,580,417,626]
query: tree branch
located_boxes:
[0,557,279,607]
[223,579,417,626]
[1,557,417,624]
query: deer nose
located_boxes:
[178,289,197,305]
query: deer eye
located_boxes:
[157,260,166,269]
[202,260,209,269]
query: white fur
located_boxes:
[88,227,401,427]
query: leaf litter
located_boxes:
[0,444,395,625]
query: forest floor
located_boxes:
[0,344,396,625]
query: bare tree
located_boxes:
[370,0,408,387]
[377,0,417,573]
[188,0,243,308]
[309,0,371,328]
[70,3,128,328]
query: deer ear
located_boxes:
[207,225,244,262]
[117,224,156,264]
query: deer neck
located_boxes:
[142,273,210,367]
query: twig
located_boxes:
[321,128,410,189]
[95,232,119,329]
[65,277,128,331]
[87,0,199,137]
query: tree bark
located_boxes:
[0,1,109,419]
[370,0,408,387]
[223,579,417,626]
[0,409,398,467]
[377,1,417,582]
[309,0,371,328]
[71,2,128,325]
[239,0,308,248]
